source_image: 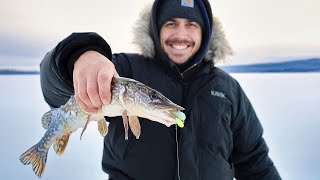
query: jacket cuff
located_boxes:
[54,32,112,84]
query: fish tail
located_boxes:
[20,144,48,178]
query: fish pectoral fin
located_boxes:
[97,118,108,137]
[122,111,129,140]
[53,133,71,155]
[80,117,90,140]
[41,109,57,129]
[129,116,141,139]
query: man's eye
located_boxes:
[165,22,175,27]
[187,23,198,28]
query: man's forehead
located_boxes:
[165,18,199,23]
[156,0,205,32]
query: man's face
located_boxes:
[160,18,202,64]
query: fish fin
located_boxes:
[80,117,90,140]
[129,116,141,139]
[118,86,128,109]
[41,109,54,129]
[97,118,108,137]
[122,111,129,140]
[119,87,130,140]
[20,144,48,178]
[53,133,70,155]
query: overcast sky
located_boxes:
[1,0,320,64]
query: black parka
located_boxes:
[40,0,281,180]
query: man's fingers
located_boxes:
[74,77,98,113]
[73,74,79,101]
[87,74,103,108]
[73,51,116,109]
[113,70,120,77]
[98,70,112,104]
[76,77,96,109]
[75,95,98,113]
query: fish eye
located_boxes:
[149,91,159,100]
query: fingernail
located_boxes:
[102,98,110,104]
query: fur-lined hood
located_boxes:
[132,2,233,64]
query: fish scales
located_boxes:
[20,77,185,177]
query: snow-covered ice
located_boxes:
[0,73,319,180]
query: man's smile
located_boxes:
[171,44,189,50]
[166,38,195,55]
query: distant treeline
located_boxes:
[1,58,320,74]
[0,69,39,75]
[219,58,320,73]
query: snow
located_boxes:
[0,74,319,180]
[0,75,108,180]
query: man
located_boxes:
[40,0,281,179]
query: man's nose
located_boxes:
[174,24,188,37]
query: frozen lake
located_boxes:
[0,73,319,180]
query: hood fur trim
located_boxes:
[132,3,233,63]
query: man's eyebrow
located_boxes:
[169,18,195,22]
[186,19,197,23]
[168,18,178,22]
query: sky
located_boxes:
[0,0,320,65]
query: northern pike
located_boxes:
[20,76,186,178]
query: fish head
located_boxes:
[124,81,184,126]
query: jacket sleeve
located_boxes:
[40,32,112,108]
[231,83,281,180]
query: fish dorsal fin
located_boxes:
[97,118,108,137]
[53,133,71,155]
[41,109,54,129]
[129,116,141,139]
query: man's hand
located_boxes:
[73,50,118,113]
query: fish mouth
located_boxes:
[141,107,184,127]
[166,109,182,118]
[153,102,185,111]
[154,103,185,121]
[159,109,185,124]
[139,102,185,127]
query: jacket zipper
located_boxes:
[180,63,198,78]
[176,125,181,180]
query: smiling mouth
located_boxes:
[166,39,194,51]
[171,44,189,50]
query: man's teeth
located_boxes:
[172,45,188,50]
